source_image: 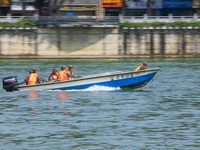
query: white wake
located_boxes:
[68,85,121,91]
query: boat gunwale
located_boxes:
[18,68,160,89]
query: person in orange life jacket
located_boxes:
[24,68,46,85]
[48,69,58,81]
[57,65,69,81]
[24,69,33,83]
[67,65,84,80]
[134,62,148,71]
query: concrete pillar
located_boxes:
[182,29,186,54]
[136,29,141,54]
[150,30,154,55]
[57,27,61,54]
[169,14,173,23]
[118,27,122,55]
[160,30,165,55]
[0,33,1,55]
[34,30,38,55]
[123,31,128,55]
[103,28,106,55]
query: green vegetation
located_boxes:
[120,21,200,28]
[0,19,37,28]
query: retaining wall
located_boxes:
[0,27,200,56]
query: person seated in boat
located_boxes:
[134,62,148,71]
[57,65,69,81]
[67,65,84,80]
[24,69,34,83]
[25,68,46,85]
[48,69,58,81]
[29,69,33,74]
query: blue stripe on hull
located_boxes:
[51,72,157,90]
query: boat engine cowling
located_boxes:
[2,76,18,92]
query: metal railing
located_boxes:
[122,14,200,23]
[1,14,200,24]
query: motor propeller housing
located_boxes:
[2,76,18,92]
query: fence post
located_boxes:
[119,14,123,23]
[143,14,148,22]
[169,14,173,23]
[7,13,11,22]
[193,13,198,21]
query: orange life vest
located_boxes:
[27,73,38,85]
[134,65,146,71]
[49,72,58,80]
[57,70,69,81]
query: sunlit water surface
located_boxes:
[0,58,200,150]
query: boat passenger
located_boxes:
[48,69,58,81]
[57,65,69,81]
[25,68,46,85]
[29,69,33,74]
[67,65,84,80]
[134,62,148,71]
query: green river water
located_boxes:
[0,58,200,150]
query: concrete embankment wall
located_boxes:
[123,28,200,55]
[0,27,200,57]
[0,27,119,56]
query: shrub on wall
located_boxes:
[0,19,37,28]
[120,21,200,28]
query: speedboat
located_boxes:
[2,68,160,92]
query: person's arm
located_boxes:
[24,76,28,84]
[48,75,53,81]
[67,72,83,78]
[37,76,48,83]
[140,66,146,70]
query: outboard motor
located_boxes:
[3,76,18,92]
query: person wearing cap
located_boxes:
[48,69,58,81]
[24,69,34,84]
[29,69,33,74]
[134,62,148,71]
[57,65,69,81]
[67,65,84,80]
[25,68,46,85]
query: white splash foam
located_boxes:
[69,85,121,91]
[48,85,121,92]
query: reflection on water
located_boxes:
[57,91,68,101]
[27,91,39,101]
[0,58,200,149]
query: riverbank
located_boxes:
[0,27,200,57]
[1,54,200,59]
